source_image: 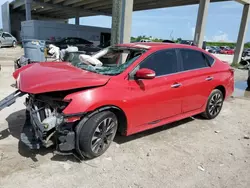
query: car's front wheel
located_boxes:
[12,41,17,48]
[78,111,118,159]
[201,89,224,119]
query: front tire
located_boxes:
[78,111,118,159]
[12,41,17,48]
[201,89,224,119]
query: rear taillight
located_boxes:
[229,68,234,76]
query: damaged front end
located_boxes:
[20,92,83,156]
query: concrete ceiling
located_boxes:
[10,0,238,19]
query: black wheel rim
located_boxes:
[91,117,117,154]
[208,93,223,116]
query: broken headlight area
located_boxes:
[21,93,81,154]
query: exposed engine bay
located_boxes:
[21,92,79,155]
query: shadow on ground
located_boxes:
[1,109,197,162]
[0,109,78,162]
[114,117,194,144]
[234,81,250,98]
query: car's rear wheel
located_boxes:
[78,111,118,159]
[201,89,224,119]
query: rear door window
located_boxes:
[180,49,208,71]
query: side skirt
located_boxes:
[126,108,204,136]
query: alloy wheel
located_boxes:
[208,93,223,116]
[91,117,117,154]
[13,41,16,47]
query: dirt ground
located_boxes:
[0,47,250,188]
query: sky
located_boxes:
[0,0,250,42]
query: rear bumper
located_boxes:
[225,76,234,99]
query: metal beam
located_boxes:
[35,6,53,13]
[48,11,97,18]
[12,0,25,9]
[95,0,230,12]
[235,0,250,4]
[52,0,65,4]
[72,0,102,7]
[100,0,197,12]
[63,0,82,6]
[84,1,112,9]
[32,0,111,15]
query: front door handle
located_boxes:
[205,76,213,81]
[171,83,182,88]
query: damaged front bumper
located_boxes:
[0,90,84,158]
[0,90,25,111]
[20,109,76,153]
[20,96,79,154]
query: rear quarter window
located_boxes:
[180,49,208,71]
[204,53,215,66]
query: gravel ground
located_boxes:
[0,48,250,188]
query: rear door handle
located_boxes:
[205,76,213,81]
[171,83,182,88]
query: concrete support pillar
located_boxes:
[233,4,250,64]
[25,0,32,20]
[194,0,210,48]
[111,0,133,45]
[75,16,80,25]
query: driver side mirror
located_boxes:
[135,68,156,79]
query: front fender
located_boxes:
[62,87,127,115]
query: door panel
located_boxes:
[178,48,215,113]
[176,69,215,112]
[127,74,182,126]
[5,33,12,46]
[126,49,182,126]
[1,33,7,46]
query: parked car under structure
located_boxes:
[0,32,17,48]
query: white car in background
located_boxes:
[140,39,152,42]
[0,32,17,48]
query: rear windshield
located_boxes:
[64,46,146,76]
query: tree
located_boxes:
[176,38,182,43]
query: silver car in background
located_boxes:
[0,32,17,48]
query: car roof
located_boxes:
[117,42,203,51]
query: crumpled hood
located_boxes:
[13,62,111,94]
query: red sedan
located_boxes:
[220,46,235,55]
[0,43,234,159]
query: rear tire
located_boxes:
[201,89,224,119]
[78,111,118,159]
